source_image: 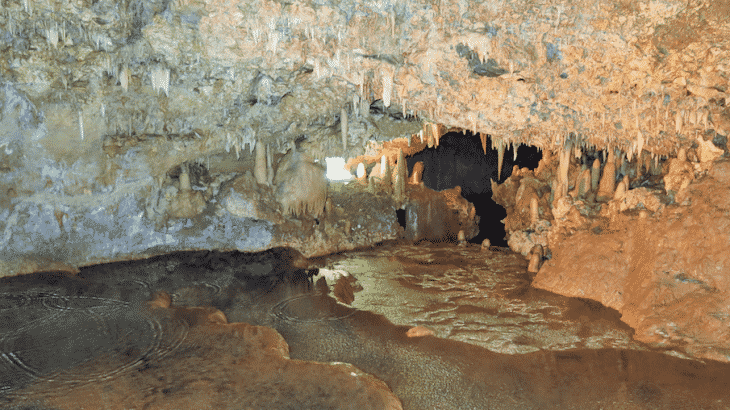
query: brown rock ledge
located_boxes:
[10,301,403,410]
[533,160,730,363]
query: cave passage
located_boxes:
[406,132,542,246]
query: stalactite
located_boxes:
[480,133,487,155]
[431,123,440,147]
[675,110,683,134]
[266,144,273,186]
[590,159,600,192]
[497,138,505,180]
[255,140,268,186]
[411,161,424,184]
[382,70,393,108]
[274,150,327,219]
[78,110,84,141]
[120,66,129,92]
[341,108,348,152]
[557,143,571,199]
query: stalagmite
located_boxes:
[411,161,424,184]
[497,138,505,180]
[527,245,543,273]
[571,168,591,198]
[677,147,687,162]
[613,180,626,200]
[179,164,191,192]
[590,159,600,192]
[623,175,630,191]
[580,169,591,197]
[596,150,616,202]
[457,230,466,246]
[255,140,268,186]
[394,148,406,203]
[341,108,348,151]
[380,155,391,189]
[697,135,724,163]
[530,195,539,226]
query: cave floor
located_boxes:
[2,243,730,409]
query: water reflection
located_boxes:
[0,244,729,409]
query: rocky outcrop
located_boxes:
[533,160,730,363]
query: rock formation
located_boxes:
[0,0,729,366]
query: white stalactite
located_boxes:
[120,66,129,92]
[78,110,84,141]
[382,70,393,108]
[150,67,170,96]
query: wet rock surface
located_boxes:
[2,244,730,409]
[316,243,643,355]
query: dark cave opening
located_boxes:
[406,131,542,247]
[396,209,407,230]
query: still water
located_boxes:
[1,242,729,409]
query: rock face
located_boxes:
[404,185,479,243]
[533,161,730,363]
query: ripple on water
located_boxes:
[0,292,188,396]
[272,293,356,323]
